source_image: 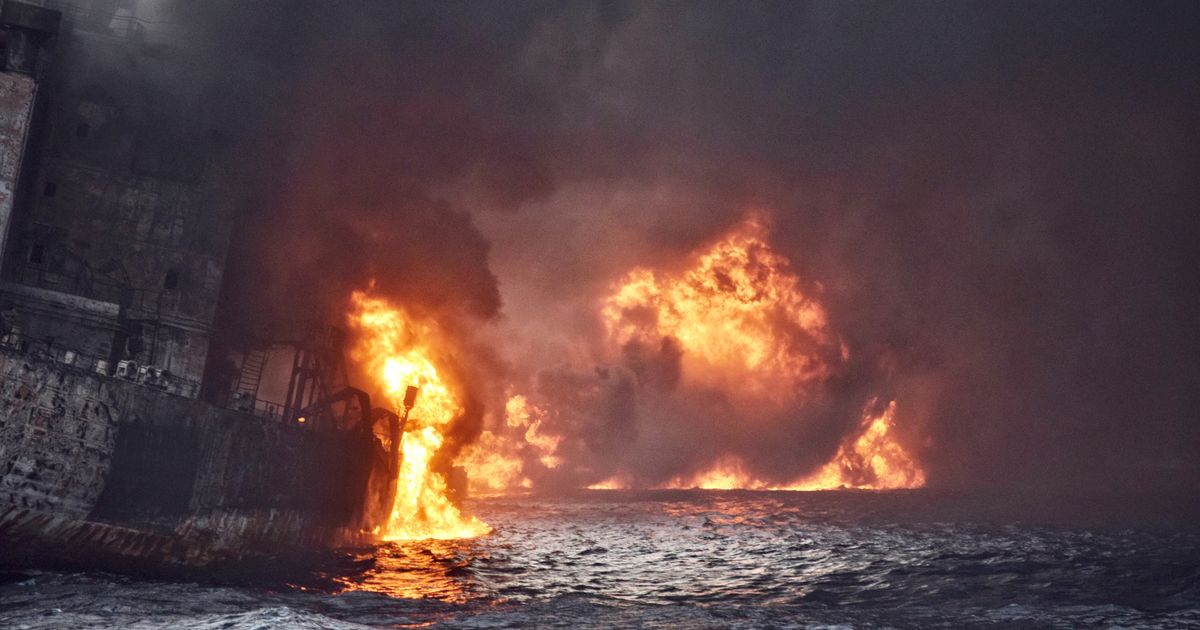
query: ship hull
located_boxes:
[0,350,385,568]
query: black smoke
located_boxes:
[133,0,1199,494]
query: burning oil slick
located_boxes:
[458,217,926,499]
[656,401,926,491]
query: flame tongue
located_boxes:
[789,401,925,491]
[660,401,925,491]
[349,290,489,540]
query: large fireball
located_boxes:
[599,216,925,491]
[602,215,839,400]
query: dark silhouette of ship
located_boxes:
[0,1,401,569]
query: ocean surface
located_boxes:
[2,490,1199,629]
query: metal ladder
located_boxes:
[234,349,267,408]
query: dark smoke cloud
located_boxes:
[142,1,556,451]
[137,0,1198,493]
[171,2,555,338]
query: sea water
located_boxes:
[2,490,1198,628]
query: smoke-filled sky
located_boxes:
[102,0,1200,493]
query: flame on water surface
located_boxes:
[587,474,634,490]
[456,394,561,496]
[659,401,925,491]
[786,401,926,490]
[348,290,490,541]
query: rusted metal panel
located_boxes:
[0,71,36,264]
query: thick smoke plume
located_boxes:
[97,1,1200,495]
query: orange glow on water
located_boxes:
[348,290,490,540]
[327,539,479,602]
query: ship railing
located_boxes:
[226,390,368,434]
[228,393,289,423]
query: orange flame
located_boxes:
[659,401,925,490]
[602,215,836,400]
[587,474,633,490]
[456,394,561,496]
[348,290,490,540]
[601,216,925,491]
[786,401,925,490]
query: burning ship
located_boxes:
[0,0,930,570]
[0,1,409,568]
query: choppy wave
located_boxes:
[3,490,1199,628]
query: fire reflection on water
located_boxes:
[327,540,485,603]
